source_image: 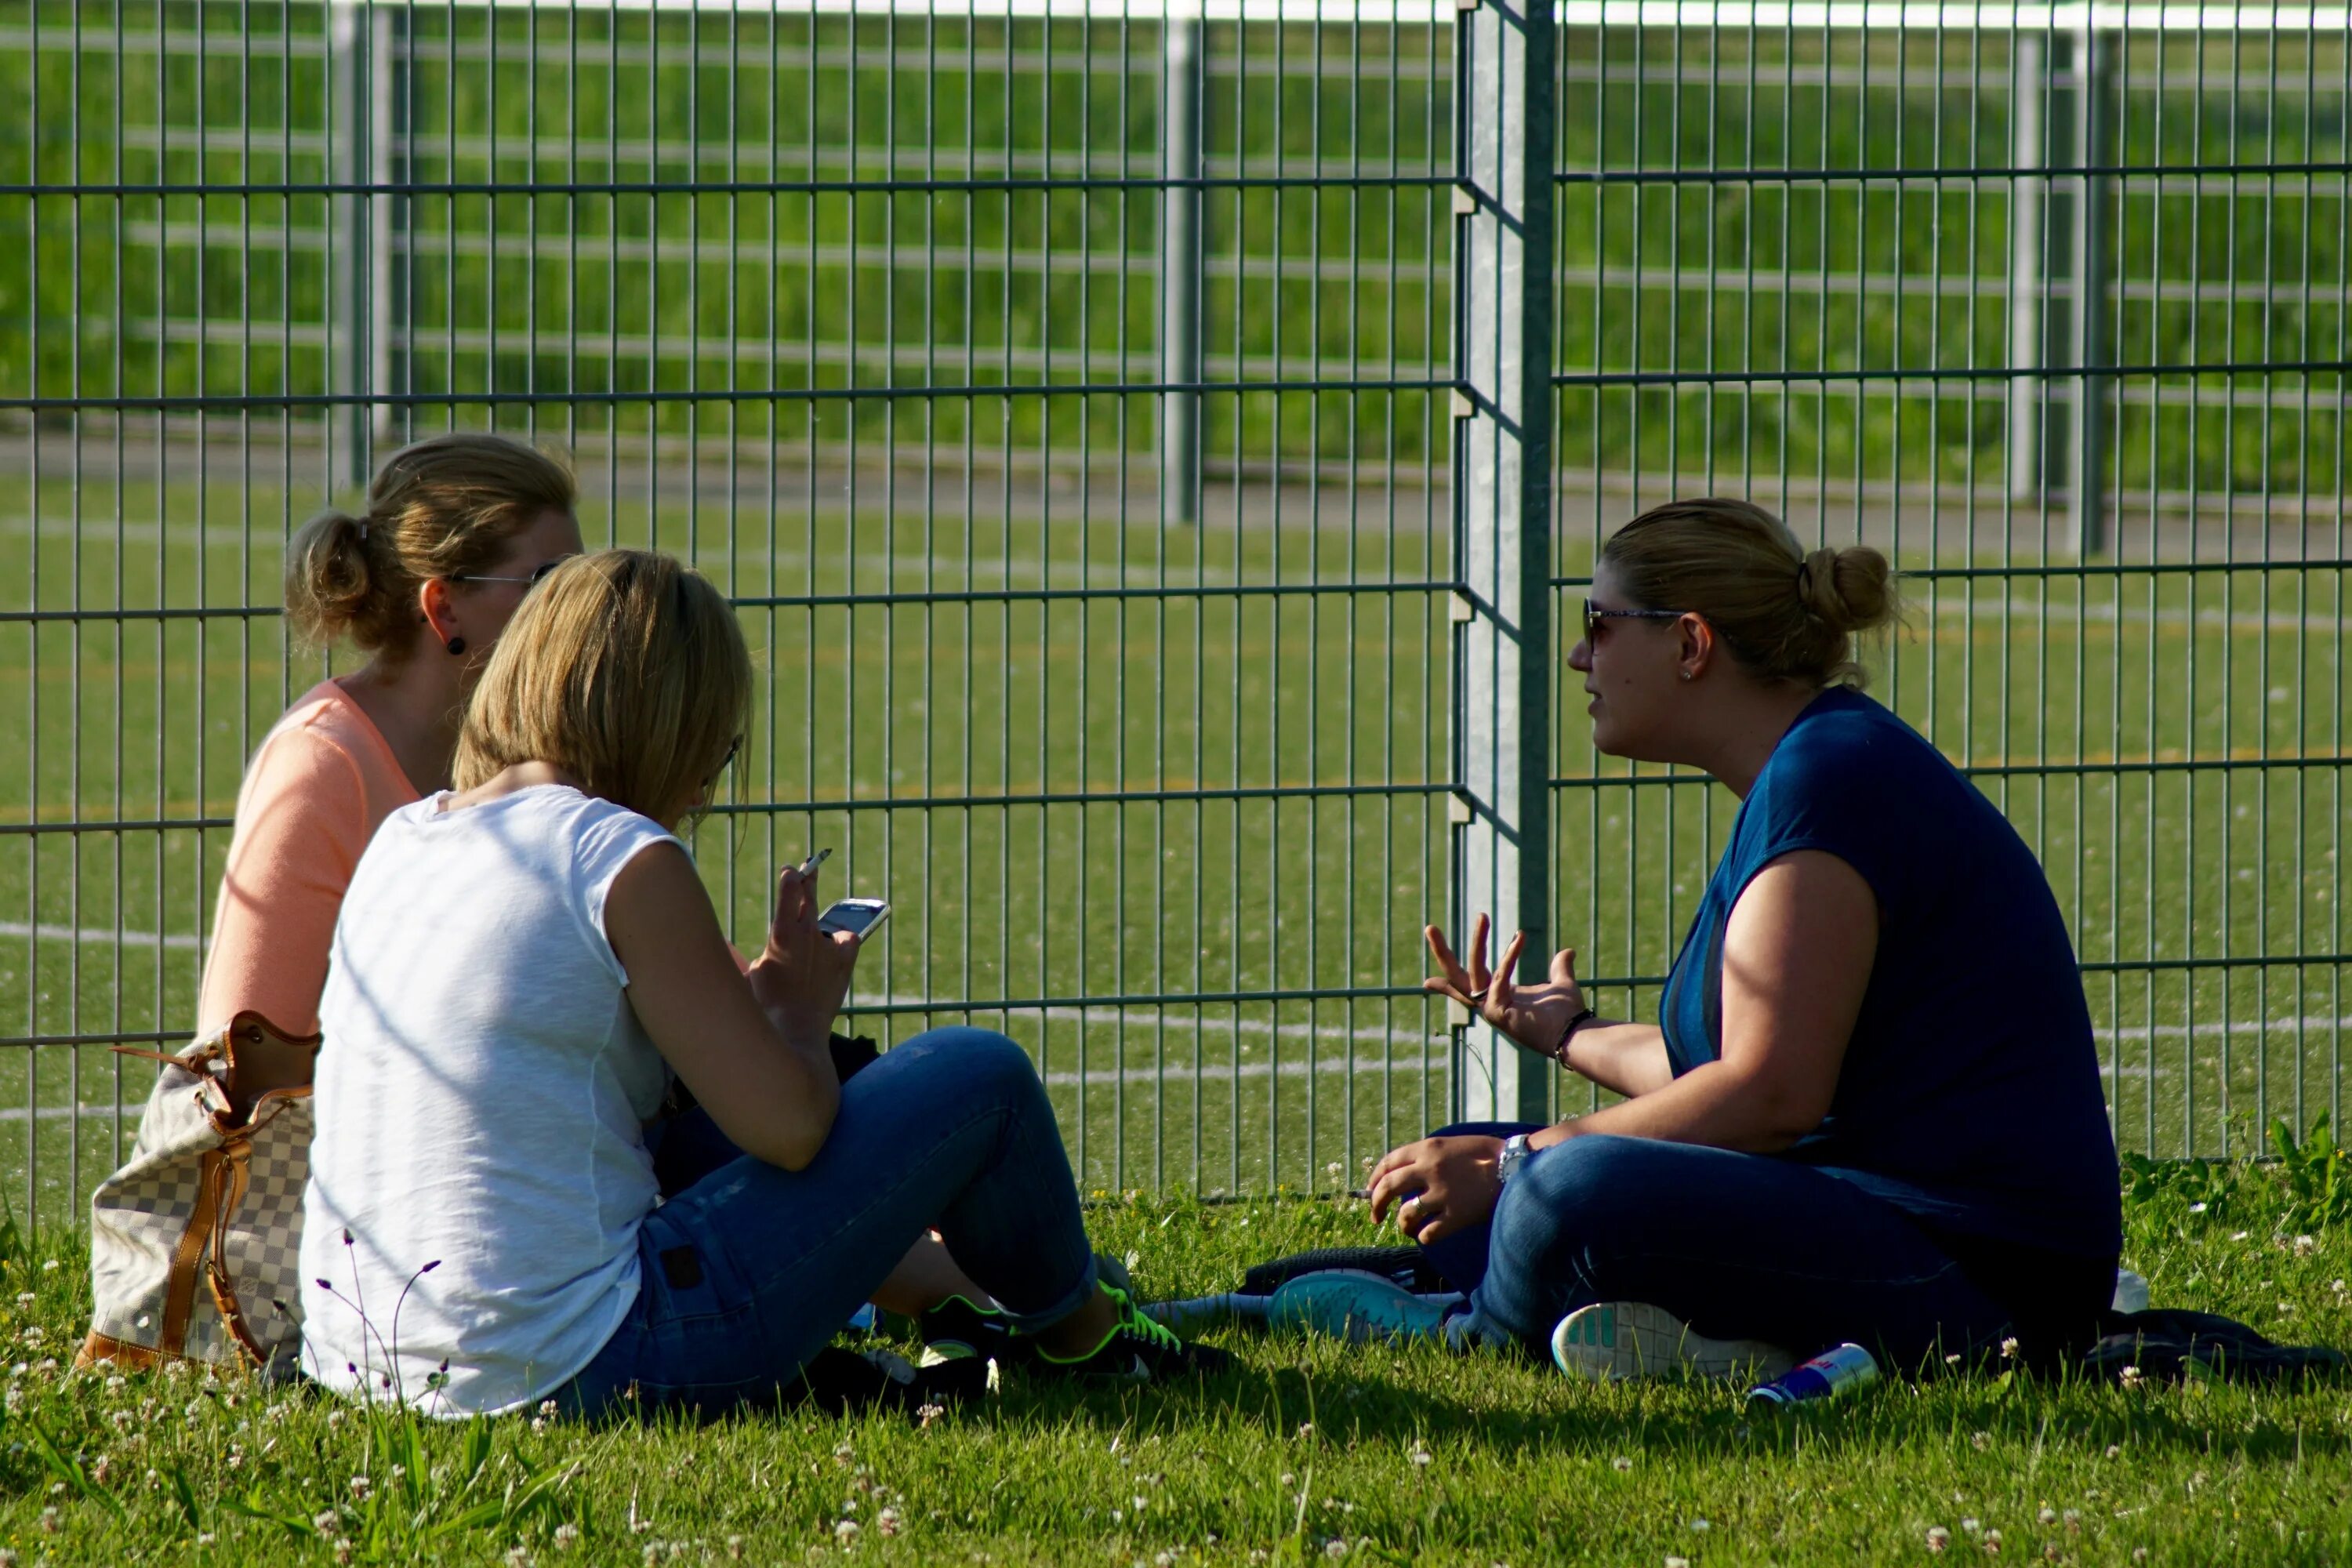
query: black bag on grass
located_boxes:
[2082,1308,2348,1387]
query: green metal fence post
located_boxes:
[1160,9,1201,529]
[2067,23,2114,557]
[1453,0,1555,1125]
[2007,32,2045,501]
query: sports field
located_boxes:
[0,463,2343,1230]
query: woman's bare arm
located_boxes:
[606,845,846,1171]
[1529,850,1875,1155]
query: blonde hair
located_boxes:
[283,432,577,658]
[1599,498,1900,689]
[454,550,751,824]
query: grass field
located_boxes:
[2,1154,2350,1567]
[0,465,2345,1229]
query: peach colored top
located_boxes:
[196,680,421,1037]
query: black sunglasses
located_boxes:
[449,558,566,591]
[704,735,742,789]
[1581,597,1689,642]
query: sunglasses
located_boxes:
[704,735,742,789]
[449,558,567,591]
[1581,597,1689,642]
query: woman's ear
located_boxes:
[419,576,461,651]
[1678,613,1714,681]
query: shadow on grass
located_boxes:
[895,1347,2352,1468]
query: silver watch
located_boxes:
[1497,1133,1534,1185]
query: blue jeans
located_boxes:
[555,1027,1097,1418]
[1416,1123,2101,1371]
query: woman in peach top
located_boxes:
[198,431,584,1036]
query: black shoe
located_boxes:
[1029,1283,1232,1382]
[918,1294,1022,1374]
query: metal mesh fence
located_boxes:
[0,1,2344,1230]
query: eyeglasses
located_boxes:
[449,558,566,591]
[1581,597,1690,642]
[704,735,742,789]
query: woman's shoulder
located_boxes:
[248,681,412,800]
[1769,689,1954,789]
[235,683,408,837]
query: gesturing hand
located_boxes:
[1367,1135,1504,1244]
[750,859,862,1048]
[1423,914,1586,1059]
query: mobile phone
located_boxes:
[815,898,891,938]
[798,847,832,877]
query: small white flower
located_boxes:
[877,1508,903,1537]
[506,1548,531,1568]
[1962,1519,1981,1535]
[2230,1230,2251,1242]
[725,1537,744,1562]
[2105,1444,2122,1457]
[12,1292,31,1306]
[1666,1559,1692,1568]
[1999,1338,2020,1359]
[834,1519,861,1543]
[918,1402,946,1428]
[2293,1234,2317,1257]
[2061,1510,2082,1532]
[2119,1365,2143,1390]
[1983,1528,2002,1554]
[1610,1456,1634,1472]
[313,1511,341,1536]
[1323,1542,1348,1560]
[1945,1352,1963,1366]
[1689,1519,1711,1532]
[2038,1508,2057,1524]
[1971,1432,1991,1450]
[348,1474,372,1501]
[1928,1527,1952,1553]
[198,1534,217,1548]
[38,1508,59,1535]
[1408,1443,1433,1467]
[327,1408,347,1428]
[2188,1202,2208,1214]
[554,1523,582,1549]
[41,1259,58,1272]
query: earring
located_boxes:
[445,636,467,657]
[1679,670,1693,681]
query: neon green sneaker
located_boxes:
[1031,1283,1232,1382]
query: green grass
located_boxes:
[2,1162,2351,1567]
[0,471,2347,1225]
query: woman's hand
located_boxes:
[1424,915,1586,1059]
[1367,1134,1505,1243]
[749,860,862,1049]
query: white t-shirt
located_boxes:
[299,784,680,1414]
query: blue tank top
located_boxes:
[1659,687,2122,1259]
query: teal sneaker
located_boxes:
[1550,1301,1795,1383]
[1268,1270,1468,1346]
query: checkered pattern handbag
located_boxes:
[76,1012,321,1377]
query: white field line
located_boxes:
[0,920,204,951]
[3,984,2341,1115]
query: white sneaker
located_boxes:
[1550,1301,1796,1383]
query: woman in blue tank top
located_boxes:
[1279,499,2122,1380]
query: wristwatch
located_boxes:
[1497,1133,1534,1185]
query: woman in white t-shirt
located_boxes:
[299,550,1224,1415]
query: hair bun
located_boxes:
[1796,544,1893,636]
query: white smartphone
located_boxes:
[816,898,891,938]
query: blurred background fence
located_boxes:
[0,0,2345,1229]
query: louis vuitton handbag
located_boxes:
[76,1011,321,1376]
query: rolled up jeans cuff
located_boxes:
[993,1250,1101,1334]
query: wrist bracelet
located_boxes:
[1552,1006,1598,1069]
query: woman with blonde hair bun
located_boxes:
[1280,498,2122,1382]
[200,430,583,1037]
[301,552,1224,1415]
